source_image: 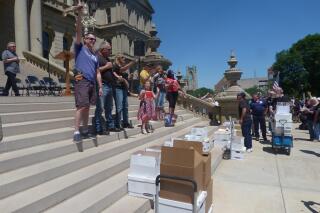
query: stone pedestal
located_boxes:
[215,52,249,120]
[215,85,245,119]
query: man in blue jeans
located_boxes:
[237,92,253,152]
[94,41,117,134]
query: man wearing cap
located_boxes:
[2,42,20,96]
[237,92,253,152]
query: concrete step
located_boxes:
[0,117,202,200]
[0,96,141,112]
[0,105,141,124]
[0,113,194,174]
[0,120,210,212]
[0,109,190,153]
[100,195,152,213]
[2,110,185,137]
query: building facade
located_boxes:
[0,0,155,67]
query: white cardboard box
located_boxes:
[231,150,244,160]
[213,129,231,141]
[129,151,160,177]
[128,174,157,199]
[145,145,162,153]
[191,126,208,138]
[158,191,207,213]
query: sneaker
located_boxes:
[255,137,259,141]
[246,148,253,153]
[82,131,95,139]
[73,133,82,143]
[109,127,121,132]
[122,123,134,129]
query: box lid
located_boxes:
[127,173,157,183]
[174,140,204,155]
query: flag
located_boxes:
[272,81,280,91]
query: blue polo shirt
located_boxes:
[74,43,98,83]
[250,99,267,116]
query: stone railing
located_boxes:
[22,51,73,79]
[177,94,222,125]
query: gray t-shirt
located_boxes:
[2,50,20,74]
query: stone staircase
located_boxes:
[0,96,219,213]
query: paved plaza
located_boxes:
[213,123,320,213]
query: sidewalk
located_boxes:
[213,123,320,213]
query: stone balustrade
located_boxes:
[22,51,73,80]
[177,94,222,125]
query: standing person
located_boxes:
[137,80,157,134]
[73,8,102,142]
[237,92,253,152]
[153,65,166,120]
[2,42,20,96]
[113,54,136,130]
[302,98,319,141]
[314,100,320,141]
[94,41,115,135]
[165,70,185,127]
[250,93,268,142]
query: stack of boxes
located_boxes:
[213,122,245,160]
[128,126,213,212]
[159,140,213,212]
[230,135,245,160]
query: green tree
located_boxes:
[273,50,309,97]
[187,87,214,98]
[272,34,320,96]
[244,85,263,96]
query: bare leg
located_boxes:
[81,106,90,130]
[75,107,83,131]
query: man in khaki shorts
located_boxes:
[73,7,102,142]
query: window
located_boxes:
[106,8,111,24]
[42,31,50,59]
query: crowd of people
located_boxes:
[238,87,320,153]
[71,7,185,142]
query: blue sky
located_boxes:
[149,0,320,89]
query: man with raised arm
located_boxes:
[73,6,102,142]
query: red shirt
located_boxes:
[166,78,179,92]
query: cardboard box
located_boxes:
[191,126,208,138]
[158,191,207,213]
[129,151,161,177]
[231,150,244,160]
[145,145,162,153]
[128,174,157,199]
[173,140,204,155]
[171,140,211,187]
[160,146,204,203]
[202,154,212,187]
[205,179,213,213]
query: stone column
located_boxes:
[30,0,43,56]
[14,0,29,57]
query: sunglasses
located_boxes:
[9,46,16,48]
